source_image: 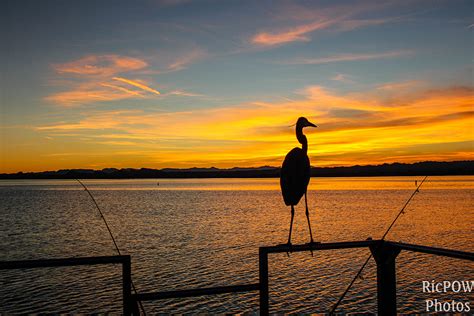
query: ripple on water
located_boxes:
[0,177,473,313]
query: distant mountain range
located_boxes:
[1,161,472,179]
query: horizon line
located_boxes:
[2,159,472,175]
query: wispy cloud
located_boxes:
[100,83,144,97]
[166,90,204,97]
[46,78,161,106]
[284,50,413,65]
[331,73,354,83]
[335,18,391,32]
[252,20,333,46]
[45,82,140,106]
[113,77,161,95]
[53,55,148,77]
[166,48,207,72]
[36,110,146,131]
[47,54,157,106]
[47,52,207,106]
[376,80,424,91]
[251,3,396,46]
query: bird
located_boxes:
[280,117,317,246]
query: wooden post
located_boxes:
[370,242,401,316]
[122,255,132,316]
[259,248,269,316]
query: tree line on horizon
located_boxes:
[1,161,472,179]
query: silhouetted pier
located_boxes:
[1,240,473,315]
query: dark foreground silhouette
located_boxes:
[0,160,472,179]
[280,117,317,245]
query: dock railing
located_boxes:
[0,255,133,315]
[1,240,473,315]
[258,240,473,315]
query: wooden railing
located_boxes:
[257,240,473,315]
[0,255,133,315]
[2,240,473,315]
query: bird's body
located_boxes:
[280,147,310,206]
[280,117,317,246]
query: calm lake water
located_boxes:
[1,176,473,313]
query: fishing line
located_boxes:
[76,179,146,315]
[328,175,428,314]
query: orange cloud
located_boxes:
[252,20,333,46]
[53,55,148,77]
[251,3,395,46]
[36,110,146,131]
[47,52,206,105]
[47,55,164,106]
[100,83,144,97]
[34,84,474,169]
[113,77,161,95]
[45,83,139,106]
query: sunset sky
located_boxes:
[1,0,473,173]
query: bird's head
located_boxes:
[296,117,317,129]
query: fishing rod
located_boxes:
[328,175,428,315]
[76,179,146,316]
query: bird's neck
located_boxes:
[296,127,308,152]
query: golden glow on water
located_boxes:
[0,176,472,313]
[1,176,472,190]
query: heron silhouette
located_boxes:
[280,117,317,246]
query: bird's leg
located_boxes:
[304,192,315,243]
[286,205,295,256]
[305,192,315,257]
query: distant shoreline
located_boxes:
[1,161,472,179]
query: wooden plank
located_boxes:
[133,283,259,301]
[0,255,129,269]
[389,242,474,261]
[260,240,379,254]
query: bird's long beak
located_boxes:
[307,121,317,128]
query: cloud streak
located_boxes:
[46,53,207,105]
[252,20,333,46]
[166,48,207,72]
[113,77,161,95]
[331,73,354,83]
[284,50,413,65]
[47,55,159,106]
[251,3,396,46]
[166,90,204,97]
[54,55,148,77]
[100,83,144,97]
[45,83,140,106]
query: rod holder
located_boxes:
[370,241,401,316]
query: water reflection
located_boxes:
[0,177,472,313]
[1,175,473,191]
